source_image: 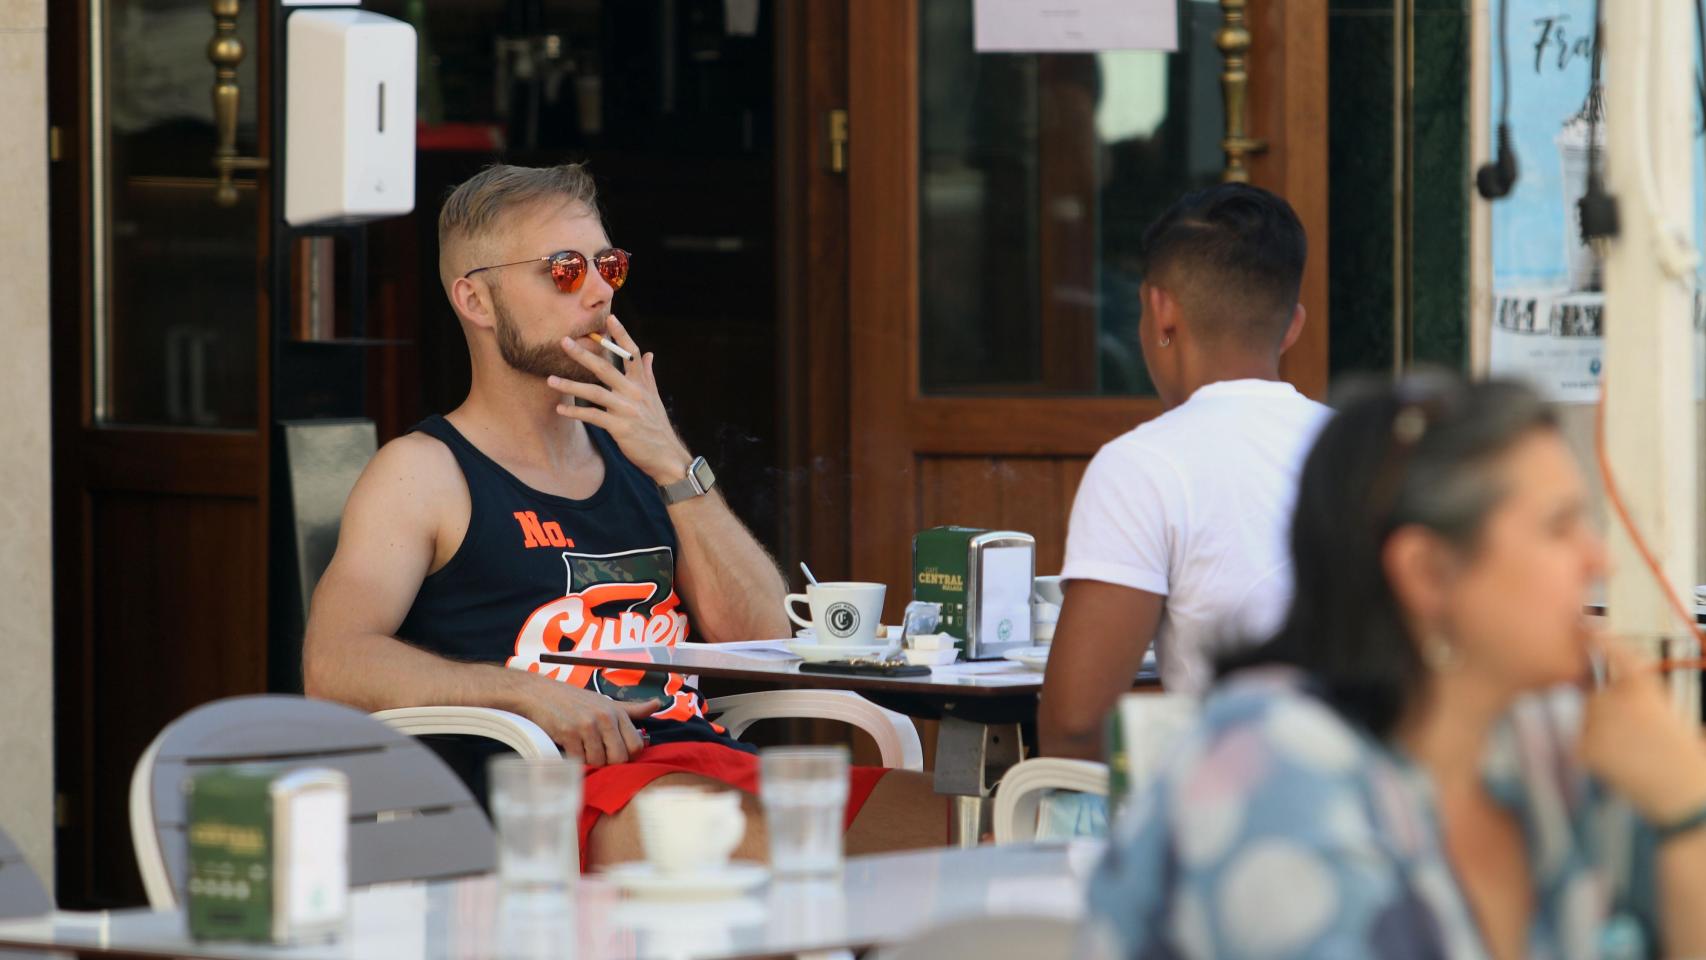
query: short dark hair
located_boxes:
[1140,183,1307,349]
[1217,373,1559,738]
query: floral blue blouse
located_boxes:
[1084,668,1660,960]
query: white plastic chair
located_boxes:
[375,689,925,771]
[991,758,1109,845]
[992,692,1196,844]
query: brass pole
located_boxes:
[209,0,268,206]
[1216,0,1268,183]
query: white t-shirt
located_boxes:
[1060,379,1331,692]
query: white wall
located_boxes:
[0,0,54,891]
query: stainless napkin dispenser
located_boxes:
[912,526,1035,660]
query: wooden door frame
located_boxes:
[1253,0,1330,396]
[845,0,1330,609]
[776,1,853,580]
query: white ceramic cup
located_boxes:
[1032,575,1065,606]
[783,582,886,646]
[635,787,746,876]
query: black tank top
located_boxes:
[397,414,744,751]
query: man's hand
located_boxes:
[548,314,693,486]
[518,677,659,766]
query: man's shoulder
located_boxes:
[354,430,465,505]
[1088,416,1188,472]
[376,428,458,472]
[1100,390,1328,456]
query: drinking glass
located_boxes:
[759,746,849,875]
[489,756,583,891]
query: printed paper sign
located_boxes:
[974,0,1178,53]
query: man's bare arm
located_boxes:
[302,436,654,766]
[1038,580,1164,760]
[667,491,789,642]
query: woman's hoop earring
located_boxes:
[1159,336,1171,348]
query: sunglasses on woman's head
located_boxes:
[463,247,631,293]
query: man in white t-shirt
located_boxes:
[1039,183,1331,761]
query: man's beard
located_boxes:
[492,294,601,383]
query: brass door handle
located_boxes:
[1217,0,1268,183]
[209,0,269,206]
[827,108,849,174]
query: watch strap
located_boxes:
[659,456,715,504]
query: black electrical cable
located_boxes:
[1477,0,1519,199]
[1497,0,1510,130]
[1579,0,1619,246]
[1586,0,1604,190]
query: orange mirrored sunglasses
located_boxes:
[464,247,631,293]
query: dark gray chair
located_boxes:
[129,694,494,909]
[274,418,378,691]
[0,826,49,919]
[281,418,377,628]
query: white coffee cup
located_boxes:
[1032,575,1065,606]
[783,582,886,647]
[635,787,746,876]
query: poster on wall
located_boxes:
[1485,0,1706,402]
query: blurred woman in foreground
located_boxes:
[1085,376,1706,959]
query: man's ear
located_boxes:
[1278,304,1306,354]
[1146,283,1182,346]
[452,277,496,331]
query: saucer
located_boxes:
[1003,646,1160,672]
[601,860,768,899]
[794,625,899,642]
[785,642,893,663]
[1002,645,1050,670]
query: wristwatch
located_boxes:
[659,456,716,504]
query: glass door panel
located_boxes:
[98,0,261,427]
[918,0,1226,397]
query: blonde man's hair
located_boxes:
[438,163,602,288]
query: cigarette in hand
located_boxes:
[589,332,634,361]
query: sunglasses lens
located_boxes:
[549,252,587,293]
[595,249,630,291]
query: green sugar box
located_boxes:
[185,766,348,944]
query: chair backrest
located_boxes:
[992,758,1109,844]
[282,418,377,623]
[0,825,50,919]
[273,418,376,691]
[870,915,1080,960]
[992,692,1198,844]
[130,694,494,909]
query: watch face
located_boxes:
[690,458,715,491]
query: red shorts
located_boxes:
[577,741,890,871]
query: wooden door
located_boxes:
[845,0,1329,612]
[49,0,273,908]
